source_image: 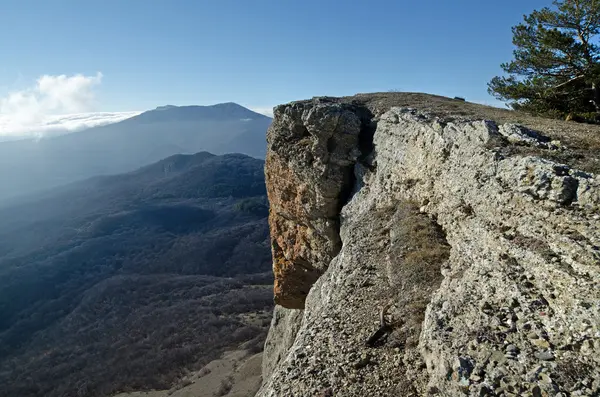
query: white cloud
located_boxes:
[0,111,142,141]
[249,106,274,117]
[0,72,139,139]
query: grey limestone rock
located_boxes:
[259,97,600,397]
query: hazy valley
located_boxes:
[0,151,273,397]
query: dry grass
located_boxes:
[294,92,600,173]
[553,358,594,391]
[383,202,451,349]
[390,202,451,289]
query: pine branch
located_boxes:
[547,74,586,91]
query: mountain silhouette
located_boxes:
[0,103,272,203]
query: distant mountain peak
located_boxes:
[0,100,271,203]
[155,105,177,111]
[151,102,259,112]
[211,102,246,108]
[133,103,271,124]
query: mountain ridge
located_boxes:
[0,103,272,203]
[124,102,271,124]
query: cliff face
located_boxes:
[265,100,366,309]
[260,93,600,396]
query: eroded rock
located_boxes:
[260,96,600,396]
[265,101,364,308]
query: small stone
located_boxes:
[580,339,594,355]
[532,338,550,349]
[534,351,554,361]
[539,372,552,384]
[490,350,507,364]
[353,353,371,369]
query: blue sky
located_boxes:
[0,0,550,136]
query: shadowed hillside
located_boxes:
[0,152,273,397]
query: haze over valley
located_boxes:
[0,151,273,397]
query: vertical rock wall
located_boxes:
[265,99,364,309]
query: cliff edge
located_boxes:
[261,93,600,396]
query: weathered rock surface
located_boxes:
[265,100,367,308]
[261,306,304,381]
[261,94,600,396]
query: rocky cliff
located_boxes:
[260,93,600,396]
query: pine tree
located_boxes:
[489,0,600,119]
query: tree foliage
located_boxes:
[489,0,600,118]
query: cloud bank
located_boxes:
[249,107,274,117]
[0,73,139,139]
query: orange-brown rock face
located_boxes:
[265,99,364,308]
